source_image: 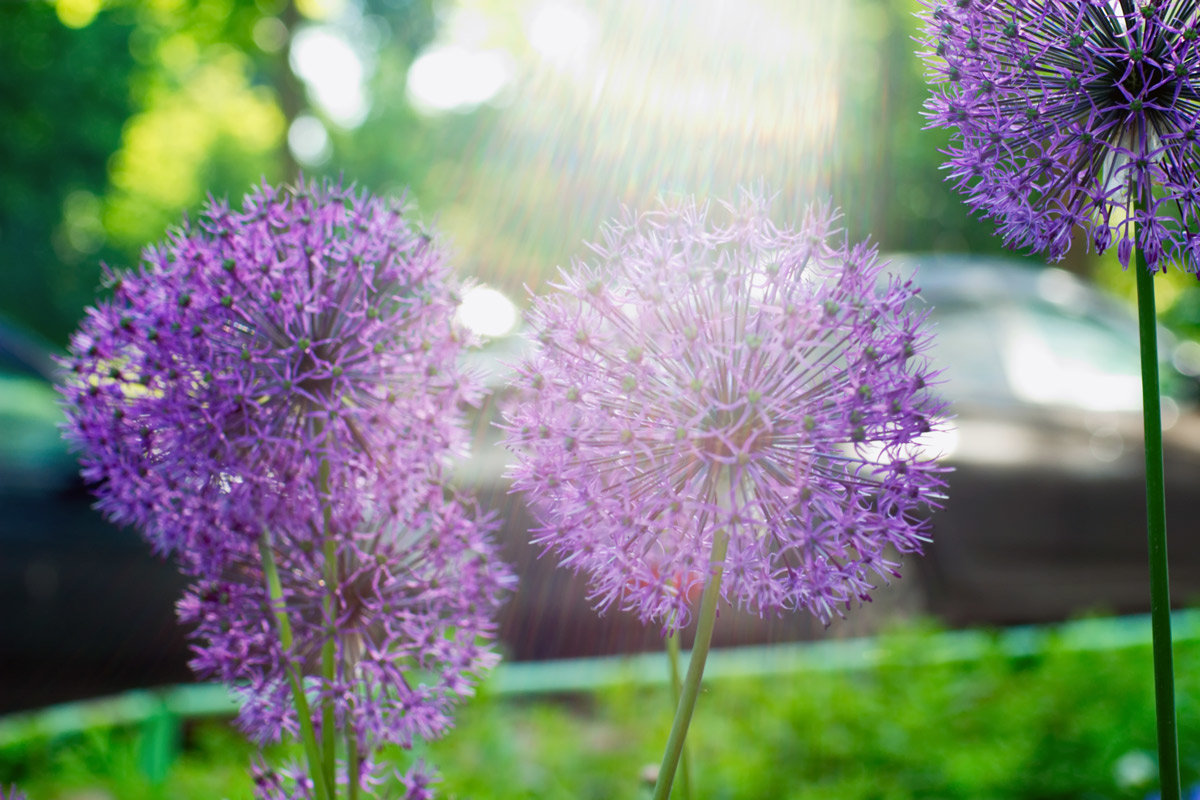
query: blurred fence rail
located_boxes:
[6,609,1200,750]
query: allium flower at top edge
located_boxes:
[921,0,1200,268]
[60,178,473,577]
[502,190,948,629]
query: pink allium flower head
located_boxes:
[178,483,509,748]
[503,190,948,629]
[61,178,473,576]
[921,0,1200,269]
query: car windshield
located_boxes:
[928,294,1190,412]
[0,368,76,492]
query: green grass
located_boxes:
[4,620,1200,798]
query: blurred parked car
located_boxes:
[0,319,191,713]
[897,255,1200,624]
[6,255,1200,712]
[468,255,1200,655]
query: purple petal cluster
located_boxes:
[62,178,473,576]
[60,178,509,764]
[921,0,1200,268]
[503,190,947,629]
[178,484,508,747]
[252,754,438,799]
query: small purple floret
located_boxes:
[921,0,1200,269]
[178,484,509,747]
[251,755,439,799]
[503,190,948,630]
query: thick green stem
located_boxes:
[259,534,331,800]
[311,416,340,796]
[320,511,338,788]
[652,526,730,800]
[1135,254,1181,800]
[665,631,693,800]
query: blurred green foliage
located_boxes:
[0,0,439,346]
[0,1,134,346]
[2,0,1196,347]
[4,623,1200,799]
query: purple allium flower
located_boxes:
[397,761,439,800]
[61,178,473,576]
[252,755,382,800]
[251,754,439,799]
[502,190,947,629]
[921,0,1200,268]
[178,479,509,749]
[0,787,26,800]
[61,177,510,779]
[252,757,319,800]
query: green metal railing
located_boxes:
[3,609,1199,780]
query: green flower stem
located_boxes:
[320,534,338,792]
[652,525,730,800]
[665,631,693,800]
[259,533,331,800]
[1135,253,1181,800]
[347,729,360,800]
[316,446,339,796]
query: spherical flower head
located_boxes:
[921,0,1200,269]
[0,787,26,800]
[178,480,510,749]
[61,178,474,575]
[503,190,948,629]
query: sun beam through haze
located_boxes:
[411,0,847,296]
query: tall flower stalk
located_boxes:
[504,190,947,796]
[61,178,510,797]
[920,3,1200,796]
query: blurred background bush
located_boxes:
[5,622,1200,799]
[0,0,1053,347]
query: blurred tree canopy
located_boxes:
[0,1,135,346]
[3,0,1196,350]
[0,0,440,345]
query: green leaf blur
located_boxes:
[3,623,1198,799]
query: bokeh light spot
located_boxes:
[290,26,369,128]
[457,285,520,338]
[407,46,515,114]
[253,16,289,54]
[55,0,103,29]
[288,114,332,166]
[526,2,596,70]
[295,0,346,21]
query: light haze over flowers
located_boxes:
[178,482,509,748]
[503,190,947,629]
[61,178,474,577]
[921,0,1200,268]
